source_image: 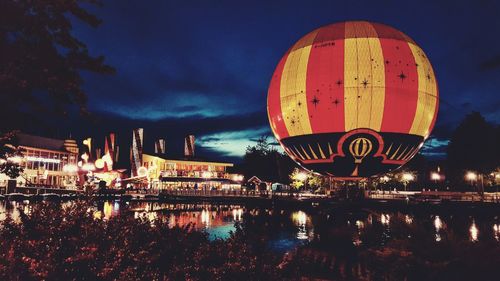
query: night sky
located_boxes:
[64,0,499,162]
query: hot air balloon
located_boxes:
[267,21,438,178]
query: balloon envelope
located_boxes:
[267,21,438,178]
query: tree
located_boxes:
[446,112,500,184]
[289,168,325,191]
[0,131,24,179]
[0,0,114,131]
[242,136,297,183]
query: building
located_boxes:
[141,153,242,190]
[0,133,80,188]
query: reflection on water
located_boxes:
[291,211,313,240]
[1,200,499,248]
[405,215,413,225]
[469,220,479,242]
[494,224,499,241]
[381,214,390,225]
[434,215,444,242]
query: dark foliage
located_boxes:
[0,201,287,281]
[241,136,297,183]
[0,131,24,178]
[446,112,500,184]
[0,0,114,131]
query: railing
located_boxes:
[367,191,500,203]
[159,189,267,197]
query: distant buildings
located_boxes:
[127,129,242,190]
[0,130,241,190]
[0,133,79,188]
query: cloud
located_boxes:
[420,137,450,159]
[198,126,276,157]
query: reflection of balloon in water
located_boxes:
[267,21,439,178]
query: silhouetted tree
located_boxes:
[0,131,24,179]
[446,112,500,184]
[242,136,297,183]
[0,0,114,131]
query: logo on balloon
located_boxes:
[349,138,373,164]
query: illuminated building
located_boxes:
[0,133,79,187]
[141,153,241,190]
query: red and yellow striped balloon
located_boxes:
[267,21,438,178]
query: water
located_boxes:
[1,200,499,251]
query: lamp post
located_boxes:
[401,173,415,192]
[465,171,477,189]
[431,172,442,190]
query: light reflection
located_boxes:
[232,208,243,221]
[405,215,413,225]
[381,214,390,225]
[434,216,443,242]
[469,221,479,242]
[291,211,310,240]
[355,220,364,229]
[201,209,211,227]
[493,224,499,241]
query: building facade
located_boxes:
[141,154,241,190]
[0,134,80,188]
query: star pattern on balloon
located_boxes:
[311,96,320,107]
[361,79,369,88]
[398,72,407,81]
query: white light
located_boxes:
[63,164,78,173]
[232,174,244,182]
[26,156,60,164]
[431,172,441,181]
[82,163,95,171]
[465,172,477,181]
[95,159,105,169]
[381,214,390,225]
[137,166,148,177]
[470,221,479,242]
[295,172,308,182]
[202,171,212,179]
[8,156,23,163]
[402,173,415,182]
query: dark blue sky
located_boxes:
[70,0,500,162]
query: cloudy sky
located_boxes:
[69,0,500,162]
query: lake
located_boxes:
[1,200,499,252]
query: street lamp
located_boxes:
[431,171,443,189]
[401,173,415,191]
[465,171,477,185]
[431,172,441,181]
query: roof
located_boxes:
[17,133,71,153]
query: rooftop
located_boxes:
[17,133,74,153]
